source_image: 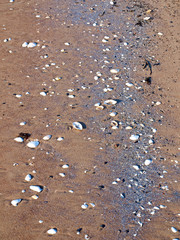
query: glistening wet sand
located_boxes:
[0,0,179,239]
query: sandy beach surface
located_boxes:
[0,0,179,239]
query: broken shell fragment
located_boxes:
[30,185,43,192]
[104,99,117,105]
[109,112,117,117]
[96,105,104,110]
[111,120,119,129]
[47,228,57,235]
[25,174,33,182]
[14,137,24,143]
[130,134,140,141]
[11,199,22,206]
[43,135,52,141]
[72,122,83,131]
[27,141,40,148]
[110,69,119,74]
[81,203,88,209]
[27,42,37,48]
[144,159,152,166]
[57,137,64,141]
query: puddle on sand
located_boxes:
[0,0,179,239]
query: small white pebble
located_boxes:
[40,92,47,96]
[133,165,140,170]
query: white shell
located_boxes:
[32,195,39,200]
[11,199,22,206]
[59,173,65,177]
[16,94,22,98]
[57,137,64,141]
[20,121,26,126]
[40,91,47,96]
[81,203,88,209]
[90,203,95,207]
[111,120,119,129]
[43,135,52,141]
[96,105,104,110]
[22,42,28,47]
[62,164,69,169]
[25,174,33,182]
[130,134,139,141]
[14,137,24,143]
[171,227,178,233]
[27,42,37,48]
[30,185,43,192]
[47,228,57,235]
[144,159,152,166]
[126,82,133,87]
[104,99,117,105]
[27,141,40,148]
[133,165,140,170]
[110,69,119,74]
[109,112,117,117]
[72,122,83,130]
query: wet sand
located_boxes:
[0,0,179,239]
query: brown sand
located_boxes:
[0,0,179,239]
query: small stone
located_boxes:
[32,195,39,200]
[40,92,47,96]
[22,42,28,47]
[133,165,140,170]
[20,121,27,126]
[72,122,83,131]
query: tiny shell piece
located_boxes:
[72,122,83,130]
[47,228,57,235]
[171,227,178,233]
[25,174,33,182]
[27,42,37,48]
[81,203,88,209]
[130,134,139,141]
[62,164,69,169]
[43,135,52,141]
[110,69,119,74]
[57,137,64,141]
[104,99,117,105]
[27,141,40,148]
[144,159,152,166]
[11,199,22,206]
[30,185,43,192]
[22,42,28,47]
[14,137,24,143]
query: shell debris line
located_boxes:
[1,0,179,239]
